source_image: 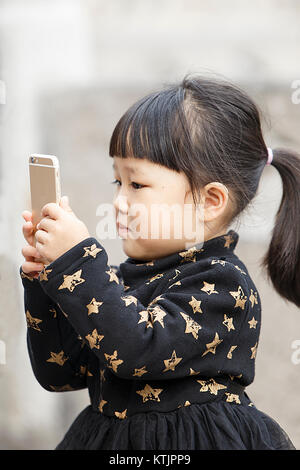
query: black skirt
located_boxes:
[55,400,296,450]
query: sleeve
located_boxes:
[19,266,91,392]
[36,236,251,381]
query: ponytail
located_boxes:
[260,148,300,308]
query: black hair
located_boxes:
[109,72,300,308]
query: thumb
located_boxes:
[59,195,73,213]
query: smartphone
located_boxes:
[28,154,61,264]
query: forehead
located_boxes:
[112,157,149,175]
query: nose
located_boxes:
[113,194,129,214]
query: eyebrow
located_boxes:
[112,162,138,174]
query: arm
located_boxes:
[20,266,91,392]
[36,237,253,381]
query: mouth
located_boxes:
[117,222,131,233]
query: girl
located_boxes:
[20,73,299,450]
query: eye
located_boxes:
[110,179,144,190]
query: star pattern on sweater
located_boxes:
[105,269,120,284]
[201,333,223,356]
[82,243,102,258]
[180,312,202,339]
[163,350,182,372]
[188,296,203,314]
[229,286,247,310]
[26,310,42,332]
[86,297,103,315]
[58,270,85,292]
[197,378,227,395]
[85,329,104,349]
[104,350,124,373]
[136,384,163,403]
[46,350,68,366]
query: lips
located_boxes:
[117,222,130,232]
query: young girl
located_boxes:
[19,73,299,450]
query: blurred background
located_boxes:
[0,0,299,449]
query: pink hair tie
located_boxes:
[266,147,273,165]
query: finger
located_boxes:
[22,245,41,260]
[37,216,56,232]
[22,221,35,245]
[21,260,45,274]
[41,202,62,220]
[22,210,32,222]
[59,195,73,213]
[35,229,48,244]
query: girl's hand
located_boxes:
[34,196,91,264]
[21,210,46,279]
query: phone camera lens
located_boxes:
[31,157,36,163]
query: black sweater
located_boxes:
[19,229,261,418]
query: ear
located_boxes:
[202,183,229,221]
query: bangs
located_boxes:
[109,86,193,173]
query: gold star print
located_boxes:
[79,365,87,376]
[98,399,108,413]
[179,246,204,263]
[227,345,237,359]
[85,329,104,350]
[201,333,223,356]
[86,298,103,315]
[222,314,235,332]
[58,270,85,292]
[225,393,241,404]
[229,374,243,380]
[180,312,202,339]
[249,289,258,308]
[123,285,131,291]
[168,269,181,281]
[189,368,201,376]
[136,384,163,403]
[50,384,74,391]
[115,409,127,419]
[250,342,258,359]
[211,259,226,266]
[229,285,247,310]
[121,295,138,307]
[148,305,167,328]
[135,261,155,266]
[87,370,93,377]
[25,310,43,332]
[162,350,182,372]
[104,350,124,373]
[83,243,102,258]
[46,350,68,366]
[224,234,235,248]
[138,310,153,328]
[148,295,164,308]
[188,296,203,314]
[133,365,148,377]
[146,273,164,284]
[100,369,106,382]
[105,269,120,284]
[248,316,258,329]
[234,265,247,275]
[49,307,57,318]
[168,281,182,289]
[39,268,53,282]
[197,378,227,395]
[178,401,191,408]
[20,271,34,281]
[201,281,218,295]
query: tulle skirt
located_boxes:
[55,401,296,450]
